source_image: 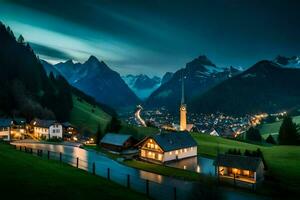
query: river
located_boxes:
[11,142,270,200]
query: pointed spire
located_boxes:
[181,72,185,104]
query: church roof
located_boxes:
[150,132,197,152]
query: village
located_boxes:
[0,79,267,190]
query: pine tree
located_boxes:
[278,116,299,145]
[246,127,262,142]
[95,124,102,145]
[17,34,25,44]
[106,116,121,133]
[266,134,276,144]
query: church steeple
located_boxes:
[181,74,185,104]
[180,73,187,131]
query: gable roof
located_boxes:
[100,133,132,146]
[62,122,76,128]
[150,132,197,152]
[0,119,12,127]
[31,119,58,128]
[215,154,263,171]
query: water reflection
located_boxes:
[166,156,215,176]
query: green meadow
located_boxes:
[0,143,147,200]
[70,96,112,134]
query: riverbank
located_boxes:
[0,143,148,200]
[84,145,210,182]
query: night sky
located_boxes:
[1,0,300,76]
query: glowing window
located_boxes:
[184,148,187,152]
[175,150,178,155]
[169,151,172,155]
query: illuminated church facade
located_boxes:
[180,76,187,131]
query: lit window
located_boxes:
[150,139,153,142]
[154,144,158,149]
[175,150,178,155]
[184,148,187,152]
[169,151,172,155]
[158,154,163,161]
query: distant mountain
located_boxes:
[40,60,61,77]
[122,74,161,100]
[161,72,173,84]
[274,55,300,68]
[145,55,241,112]
[191,60,300,115]
[42,56,140,109]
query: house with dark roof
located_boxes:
[30,119,63,139]
[139,132,197,163]
[11,118,27,139]
[100,133,135,152]
[62,122,78,138]
[0,119,13,141]
[214,154,265,184]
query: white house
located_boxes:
[139,132,197,163]
[31,119,63,139]
[0,119,13,141]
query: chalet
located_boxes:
[139,132,197,163]
[11,118,27,139]
[0,119,13,141]
[215,154,265,184]
[100,133,135,152]
[62,122,77,138]
[31,119,63,139]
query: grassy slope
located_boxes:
[258,115,300,138]
[70,96,111,134]
[0,143,147,200]
[191,133,300,192]
[120,123,158,139]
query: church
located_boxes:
[179,76,193,132]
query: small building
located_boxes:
[0,119,13,141]
[209,128,220,136]
[62,122,78,138]
[100,133,135,152]
[214,154,265,185]
[11,118,27,139]
[31,119,63,139]
[139,132,197,163]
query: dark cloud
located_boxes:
[2,0,300,75]
[29,42,72,60]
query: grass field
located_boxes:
[0,143,147,200]
[258,115,300,139]
[120,123,158,139]
[70,96,112,134]
[191,133,300,194]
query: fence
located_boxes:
[13,145,208,200]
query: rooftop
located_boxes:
[0,119,12,127]
[215,154,263,171]
[100,133,132,146]
[151,132,197,152]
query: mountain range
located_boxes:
[42,57,140,109]
[190,60,300,115]
[144,55,241,112]
[274,55,300,68]
[122,74,161,100]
